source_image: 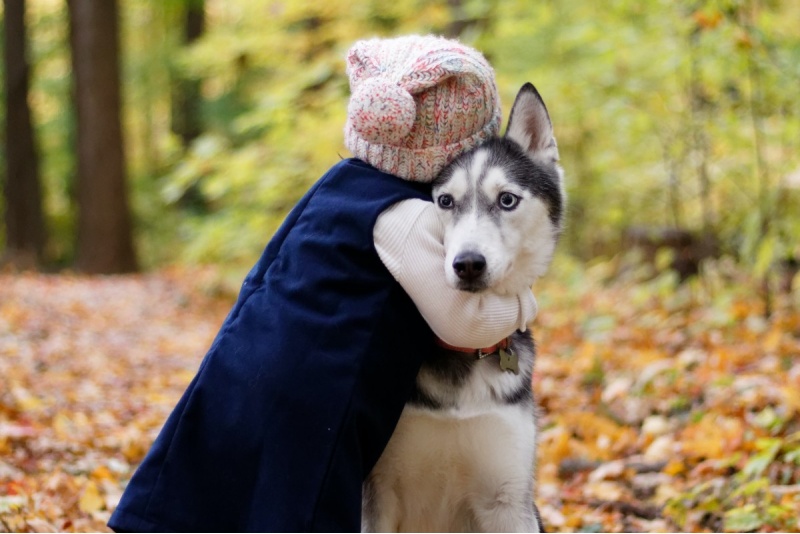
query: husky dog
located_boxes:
[362,83,565,532]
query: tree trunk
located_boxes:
[171,0,205,147]
[3,0,45,268]
[68,0,138,273]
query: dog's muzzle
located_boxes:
[452,251,486,282]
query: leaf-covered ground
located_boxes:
[533,259,800,532]
[1,261,799,532]
[0,270,232,532]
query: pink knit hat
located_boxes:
[344,35,501,182]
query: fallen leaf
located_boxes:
[78,481,105,514]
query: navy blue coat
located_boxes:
[108,159,435,532]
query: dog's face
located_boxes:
[432,84,565,295]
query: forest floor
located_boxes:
[1,259,799,532]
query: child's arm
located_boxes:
[374,198,538,348]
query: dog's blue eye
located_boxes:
[498,192,520,210]
[437,194,455,209]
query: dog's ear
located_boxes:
[505,83,559,166]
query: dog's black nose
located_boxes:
[453,252,486,281]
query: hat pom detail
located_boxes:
[348,78,416,146]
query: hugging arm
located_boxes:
[374,199,537,348]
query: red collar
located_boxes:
[435,337,510,360]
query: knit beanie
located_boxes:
[344,35,501,182]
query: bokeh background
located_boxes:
[3,0,799,281]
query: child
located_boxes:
[108,35,537,532]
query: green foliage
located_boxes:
[7,0,800,274]
[127,0,461,268]
[165,0,799,272]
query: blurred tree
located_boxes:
[171,0,205,147]
[68,0,137,273]
[170,0,208,212]
[3,0,45,268]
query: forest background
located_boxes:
[1,0,800,532]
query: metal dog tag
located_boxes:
[499,348,519,375]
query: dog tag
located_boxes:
[499,348,519,375]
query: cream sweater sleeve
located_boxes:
[373,198,538,348]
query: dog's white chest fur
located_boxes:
[363,405,538,532]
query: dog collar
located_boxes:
[435,337,510,360]
[434,337,520,375]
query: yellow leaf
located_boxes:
[781,387,800,416]
[663,458,685,476]
[12,386,44,412]
[52,413,73,440]
[78,481,105,514]
[91,465,113,481]
[680,415,743,460]
[122,440,147,463]
[560,411,635,459]
[762,328,781,352]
